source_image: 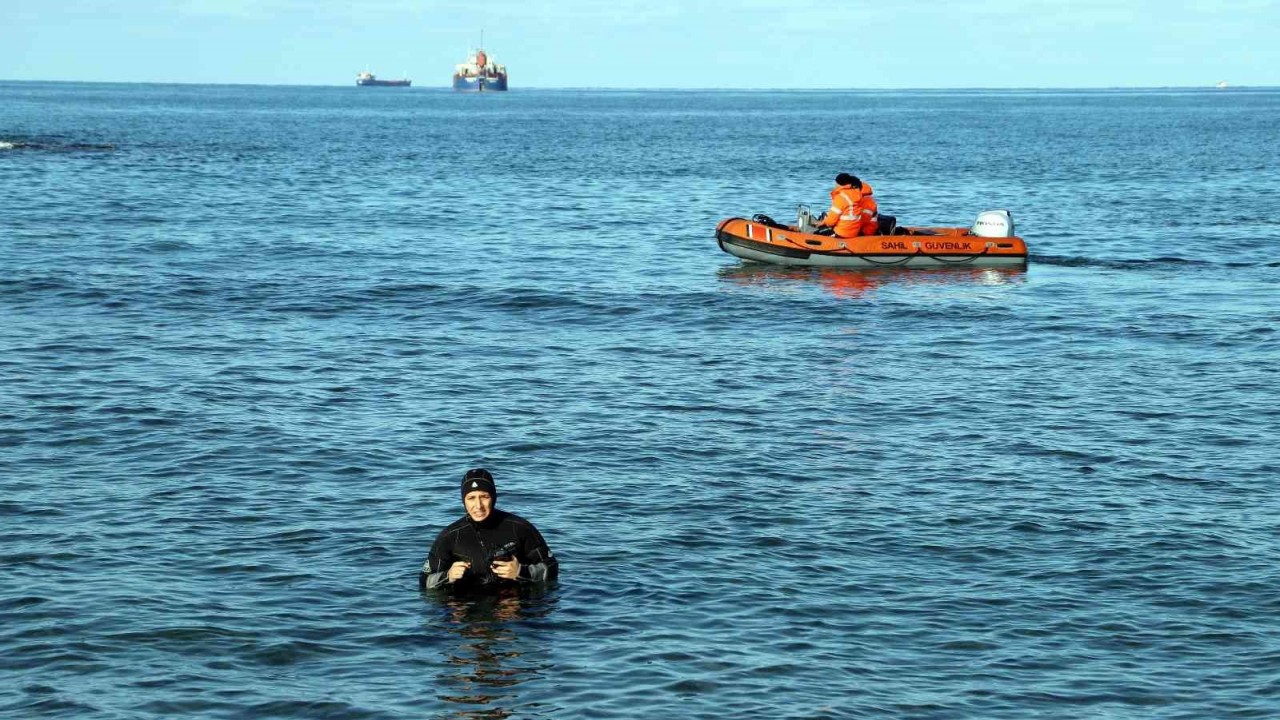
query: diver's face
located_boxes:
[464,490,493,522]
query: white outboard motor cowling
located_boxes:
[971,209,1015,238]
[796,204,816,232]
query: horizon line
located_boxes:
[1,78,1268,92]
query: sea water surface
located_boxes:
[2,82,1279,719]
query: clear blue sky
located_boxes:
[5,0,1278,88]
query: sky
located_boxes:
[4,0,1279,89]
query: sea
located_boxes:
[2,81,1278,719]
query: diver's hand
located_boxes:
[447,561,471,582]
[490,557,520,581]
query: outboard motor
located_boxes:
[797,204,816,232]
[971,210,1015,237]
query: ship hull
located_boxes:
[357,79,411,87]
[715,218,1028,269]
[452,75,508,92]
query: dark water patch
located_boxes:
[105,625,262,646]
[1147,471,1231,486]
[231,699,396,720]
[0,276,78,294]
[0,502,65,518]
[142,239,195,252]
[0,596,51,612]
[1031,253,1223,269]
[666,678,721,694]
[0,697,102,717]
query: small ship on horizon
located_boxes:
[356,71,411,87]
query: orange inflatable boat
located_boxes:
[716,209,1028,269]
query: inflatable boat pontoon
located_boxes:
[716,208,1028,269]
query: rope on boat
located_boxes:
[750,226,1001,266]
[922,244,992,265]
[855,253,916,266]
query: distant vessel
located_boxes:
[356,71,411,87]
[453,48,508,92]
[1216,80,1229,89]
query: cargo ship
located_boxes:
[356,71,411,87]
[452,48,507,92]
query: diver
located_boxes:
[419,468,559,592]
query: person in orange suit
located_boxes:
[814,173,879,237]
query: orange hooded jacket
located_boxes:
[818,182,878,238]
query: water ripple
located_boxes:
[3,82,1280,719]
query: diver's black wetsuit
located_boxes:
[419,509,558,592]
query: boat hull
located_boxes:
[452,74,508,92]
[357,79,411,87]
[715,217,1028,269]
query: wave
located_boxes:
[1029,254,1273,270]
[0,135,116,152]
